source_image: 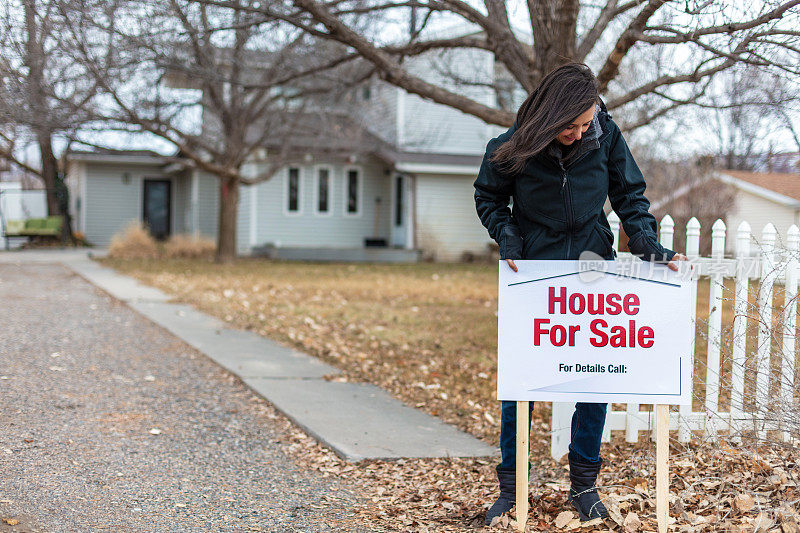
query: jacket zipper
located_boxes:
[559,162,573,259]
[556,128,610,260]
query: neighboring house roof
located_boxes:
[379,149,482,174]
[650,169,800,211]
[254,111,395,156]
[717,169,800,206]
[67,148,173,165]
[253,111,483,174]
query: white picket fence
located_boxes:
[550,212,800,459]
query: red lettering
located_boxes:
[638,326,654,348]
[569,293,585,314]
[623,294,640,315]
[568,325,580,346]
[610,325,626,347]
[534,318,549,346]
[606,293,621,315]
[551,325,567,346]
[590,319,608,347]
[587,293,604,314]
[549,287,566,314]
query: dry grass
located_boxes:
[99,257,800,445]
[98,257,800,531]
[163,234,216,259]
[107,223,216,260]
[108,222,159,260]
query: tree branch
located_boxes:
[596,0,668,93]
[576,0,617,62]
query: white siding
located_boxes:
[400,48,496,155]
[83,164,150,246]
[242,156,391,249]
[196,172,219,238]
[725,191,799,255]
[402,94,494,155]
[172,174,191,234]
[415,173,493,261]
[82,164,194,246]
[360,79,399,146]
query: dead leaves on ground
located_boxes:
[104,259,800,532]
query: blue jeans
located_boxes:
[499,401,607,469]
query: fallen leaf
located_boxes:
[555,510,574,528]
[624,511,642,532]
[734,493,755,513]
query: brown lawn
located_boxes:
[99,257,797,443]
[98,257,800,531]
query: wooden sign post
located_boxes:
[656,403,669,533]
[516,401,529,532]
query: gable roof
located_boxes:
[66,148,172,165]
[650,169,800,211]
[718,169,800,204]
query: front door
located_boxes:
[391,174,406,247]
[143,179,171,240]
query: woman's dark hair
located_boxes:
[490,62,600,175]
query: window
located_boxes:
[316,166,331,215]
[345,168,361,215]
[286,167,300,213]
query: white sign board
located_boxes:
[498,259,694,404]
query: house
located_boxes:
[65,26,516,262]
[650,169,800,255]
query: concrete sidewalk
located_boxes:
[3,248,495,462]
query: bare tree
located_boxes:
[60,0,375,262]
[0,0,95,243]
[703,65,800,171]
[189,0,800,132]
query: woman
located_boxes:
[473,62,687,525]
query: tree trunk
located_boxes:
[25,1,58,216]
[529,0,579,77]
[37,130,59,215]
[215,176,239,263]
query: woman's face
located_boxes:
[556,105,596,146]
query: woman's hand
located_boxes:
[667,252,690,272]
[505,259,518,272]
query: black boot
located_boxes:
[567,452,609,521]
[484,465,516,526]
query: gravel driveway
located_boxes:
[0,262,370,532]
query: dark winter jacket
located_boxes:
[473,99,676,263]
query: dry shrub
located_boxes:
[108,221,159,259]
[163,234,216,259]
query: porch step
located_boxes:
[252,245,420,263]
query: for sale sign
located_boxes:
[497,258,694,404]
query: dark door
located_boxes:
[143,179,171,240]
